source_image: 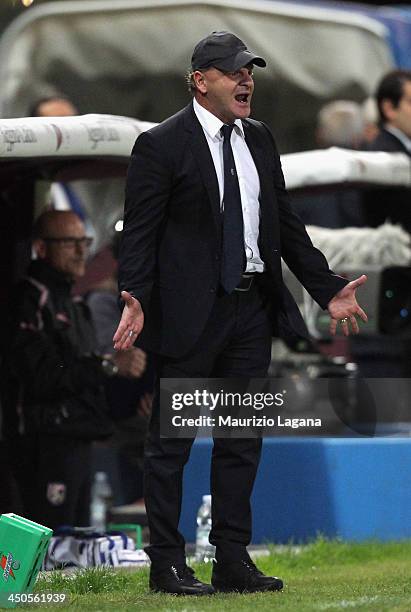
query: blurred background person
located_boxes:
[316,100,365,149]
[369,70,411,155]
[291,100,366,228]
[29,95,94,235]
[363,70,411,232]
[29,95,78,118]
[361,96,380,145]
[4,211,144,530]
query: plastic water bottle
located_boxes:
[90,471,113,532]
[195,494,215,562]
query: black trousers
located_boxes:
[144,280,273,570]
[12,433,91,530]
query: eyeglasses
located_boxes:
[43,236,93,248]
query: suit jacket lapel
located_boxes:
[243,120,277,247]
[243,119,273,201]
[183,103,221,232]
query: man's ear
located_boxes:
[193,70,207,95]
[381,98,396,122]
[33,238,47,259]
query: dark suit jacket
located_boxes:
[366,127,410,156]
[363,127,411,231]
[118,102,347,358]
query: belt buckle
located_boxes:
[235,274,254,292]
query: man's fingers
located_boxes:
[113,323,126,343]
[113,327,133,346]
[114,328,136,350]
[113,338,128,351]
[349,274,367,290]
[121,290,135,305]
[121,329,137,347]
[356,306,368,322]
[113,311,140,344]
[113,295,144,350]
[350,315,359,334]
[330,310,367,337]
[113,312,131,342]
[329,319,337,336]
[341,318,349,337]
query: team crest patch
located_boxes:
[46,482,66,506]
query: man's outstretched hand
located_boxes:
[327,274,368,336]
[113,290,144,350]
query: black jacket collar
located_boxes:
[28,260,73,296]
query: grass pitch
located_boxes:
[26,538,411,611]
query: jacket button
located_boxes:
[215,255,220,261]
[210,287,216,293]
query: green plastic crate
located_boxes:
[0,514,52,609]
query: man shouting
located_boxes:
[114,31,367,595]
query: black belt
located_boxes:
[234,273,258,292]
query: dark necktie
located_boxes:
[220,124,245,294]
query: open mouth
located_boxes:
[235,93,249,104]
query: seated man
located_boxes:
[6,210,143,529]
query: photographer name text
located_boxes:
[171,415,322,429]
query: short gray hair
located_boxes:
[317,100,364,148]
[185,69,197,95]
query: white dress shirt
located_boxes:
[193,98,265,273]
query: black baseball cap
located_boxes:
[191,31,266,72]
